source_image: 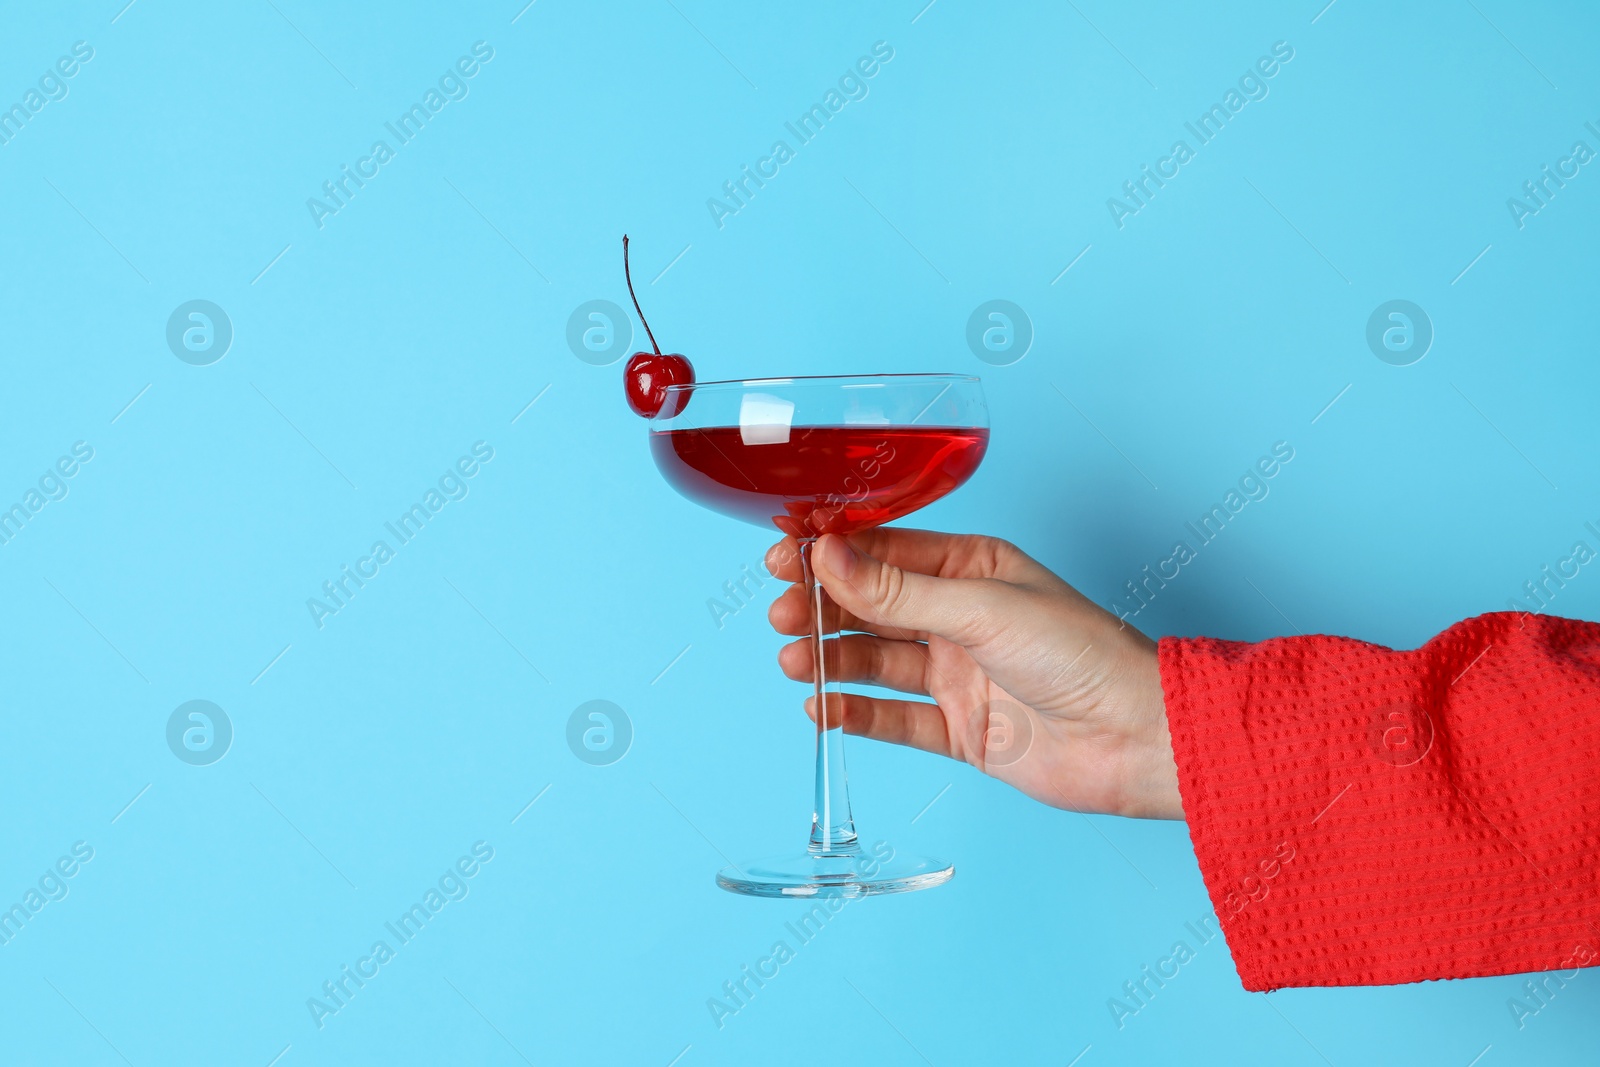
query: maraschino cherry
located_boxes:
[621,235,693,418]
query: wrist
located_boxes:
[1113,635,1184,820]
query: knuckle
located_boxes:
[874,562,913,619]
[952,534,1017,577]
[866,638,887,682]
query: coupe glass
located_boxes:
[650,373,989,897]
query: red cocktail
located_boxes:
[650,425,989,537]
[649,373,989,898]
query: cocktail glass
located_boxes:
[649,373,989,897]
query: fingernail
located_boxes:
[818,535,856,579]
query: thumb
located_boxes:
[811,534,1010,645]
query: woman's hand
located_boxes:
[766,529,1183,820]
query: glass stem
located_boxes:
[800,538,859,855]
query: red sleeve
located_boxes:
[1159,611,1600,991]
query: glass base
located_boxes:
[716,850,954,898]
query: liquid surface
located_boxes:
[651,425,988,536]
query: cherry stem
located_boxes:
[622,235,661,356]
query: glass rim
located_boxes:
[662,372,981,394]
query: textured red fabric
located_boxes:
[1159,611,1600,991]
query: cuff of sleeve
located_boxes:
[1158,634,1278,992]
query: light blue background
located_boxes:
[1,1,1596,1064]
